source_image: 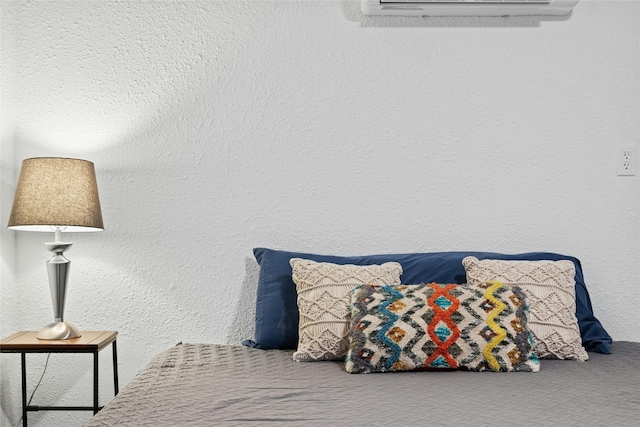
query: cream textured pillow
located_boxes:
[462,256,588,361]
[290,258,402,362]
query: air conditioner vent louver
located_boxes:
[362,0,578,16]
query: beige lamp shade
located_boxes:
[8,157,104,232]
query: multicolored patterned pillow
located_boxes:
[345,282,540,374]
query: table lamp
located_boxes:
[8,157,104,340]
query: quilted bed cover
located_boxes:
[85,342,640,427]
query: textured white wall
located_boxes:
[0,2,18,425]
[1,1,638,426]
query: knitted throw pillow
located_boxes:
[290,258,402,362]
[345,282,539,374]
[462,257,588,361]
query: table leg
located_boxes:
[21,353,27,427]
[112,340,119,395]
[93,351,99,414]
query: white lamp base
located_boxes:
[37,321,81,340]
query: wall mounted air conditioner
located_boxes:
[361,0,579,16]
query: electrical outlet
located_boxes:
[618,147,635,176]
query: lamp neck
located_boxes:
[46,227,72,254]
[52,226,69,243]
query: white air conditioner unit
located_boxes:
[361,0,579,16]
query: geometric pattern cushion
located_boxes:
[345,282,540,373]
[462,257,588,361]
[290,258,403,361]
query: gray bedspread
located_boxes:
[85,341,640,427]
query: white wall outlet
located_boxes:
[618,147,635,176]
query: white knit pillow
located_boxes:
[462,256,588,361]
[290,258,402,362]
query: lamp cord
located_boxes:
[13,353,51,427]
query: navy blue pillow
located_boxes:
[242,248,612,354]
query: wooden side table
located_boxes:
[0,331,119,427]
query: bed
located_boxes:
[85,341,640,426]
[84,248,640,426]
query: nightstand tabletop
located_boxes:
[0,331,118,352]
